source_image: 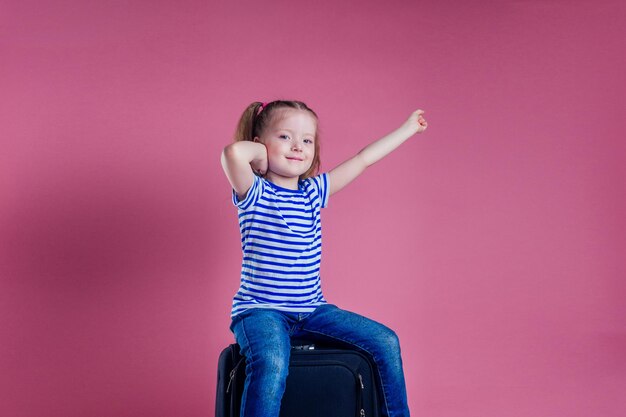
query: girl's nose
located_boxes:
[292,141,303,151]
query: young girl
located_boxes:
[220,100,427,417]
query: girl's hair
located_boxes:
[233,100,321,180]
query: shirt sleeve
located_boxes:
[232,174,265,210]
[304,172,330,209]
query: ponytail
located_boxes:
[233,102,265,142]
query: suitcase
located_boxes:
[216,341,381,417]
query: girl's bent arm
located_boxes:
[221,141,267,201]
[328,110,427,196]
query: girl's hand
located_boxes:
[250,149,268,176]
[403,109,428,135]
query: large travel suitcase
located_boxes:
[216,342,381,417]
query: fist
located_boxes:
[250,156,268,176]
[405,109,428,134]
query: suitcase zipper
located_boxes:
[226,357,245,394]
[358,373,365,417]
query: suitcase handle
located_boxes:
[292,344,315,350]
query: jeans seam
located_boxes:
[239,316,253,417]
[301,328,392,417]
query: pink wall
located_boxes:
[1,1,625,416]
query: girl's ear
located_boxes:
[253,137,260,143]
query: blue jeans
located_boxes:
[229,303,410,417]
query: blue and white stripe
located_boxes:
[230,173,330,318]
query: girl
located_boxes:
[220,100,428,417]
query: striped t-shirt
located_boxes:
[230,172,330,318]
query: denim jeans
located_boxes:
[229,303,410,417]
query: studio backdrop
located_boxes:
[1,1,624,417]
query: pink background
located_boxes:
[1,1,625,416]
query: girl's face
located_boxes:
[255,109,317,180]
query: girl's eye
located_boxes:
[279,135,290,140]
[304,139,313,144]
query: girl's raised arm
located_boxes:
[221,141,268,201]
[328,109,428,196]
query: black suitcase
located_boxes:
[216,342,381,417]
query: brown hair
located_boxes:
[233,100,321,180]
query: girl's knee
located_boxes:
[254,350,289,375]
[375,325,401,354]
[246,335,290,375]
[247,349,290,396]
